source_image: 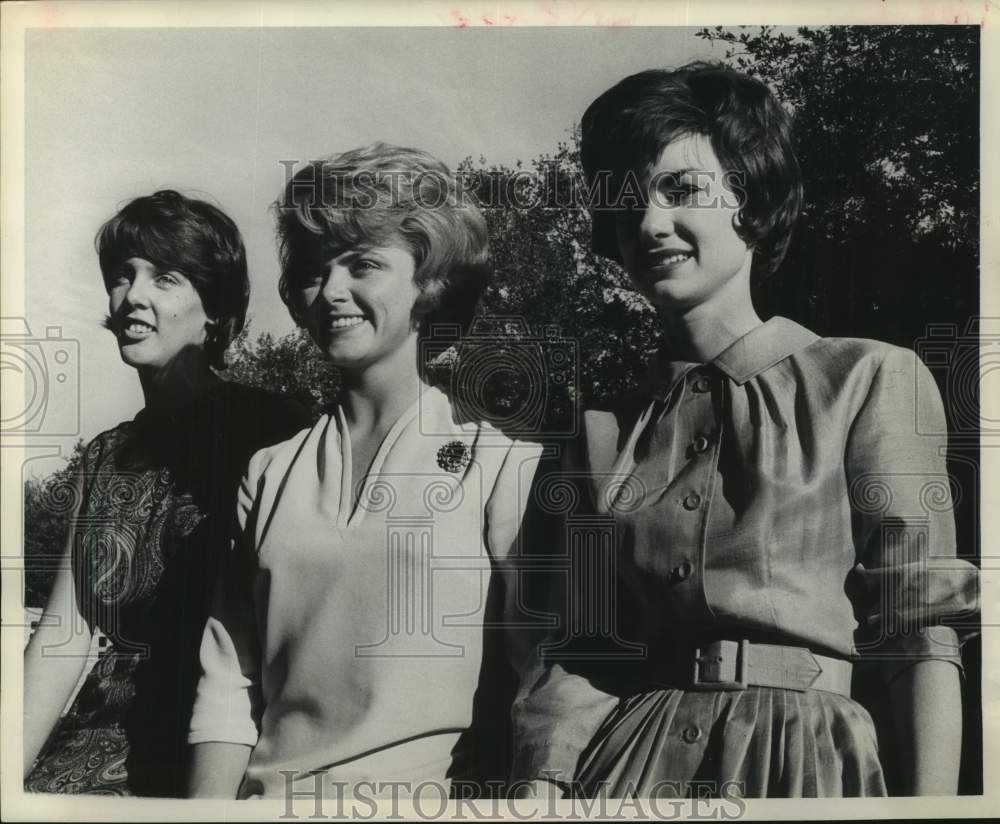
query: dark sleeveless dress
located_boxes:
[25,381,310,796]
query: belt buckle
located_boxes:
[690,639,749,691]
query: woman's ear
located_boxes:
[732,211,756,249]
[204,317,219,343]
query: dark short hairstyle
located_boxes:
[273,142,490,334]
[581,61,802,279]
[96,189,249,368]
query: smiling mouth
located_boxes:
[121,320,156,339]
[327,316,367,331]
[648,250,694,268]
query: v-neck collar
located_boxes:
[337,395,424,529]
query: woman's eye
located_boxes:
[352,258,381,273]
[155,271,180,286]
[660,184,700,205]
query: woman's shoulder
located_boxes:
[242,413,328,486]
[412,385,545,490]
[792,331,930,390]
[84,419,135,461]
[426,383,545,458]
[90,418,132,444]
[802,331,910,364]
[778,330,946,431]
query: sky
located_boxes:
[20,26,737,456]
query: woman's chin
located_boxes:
[117,341,161,370]
[322,344,368,370]
[642,280,705,313]
[117,345,145,367]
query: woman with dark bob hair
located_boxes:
[23,190,309,796]
[188,143,543,798]
[511,62,978,798]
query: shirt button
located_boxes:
[682,493,701,510]
[692,376,712,394]
[682,725,702,743]
[692,435,710,454]
[674,560,693,581]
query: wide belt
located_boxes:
[651,639,853,696]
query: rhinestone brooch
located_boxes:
[437,440,471,473]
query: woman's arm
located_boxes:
[23,471,94,776]
[186,562,261,796]
[188,742,252,798]
[487,442,618,790]
[23,558,95,774]
[889,660,962,795]
[845,347,975,795]
[187,457,266,796]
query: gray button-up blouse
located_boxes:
[511,316,979,783]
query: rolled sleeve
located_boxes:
[845,347,979,682]
[510,663,618,785]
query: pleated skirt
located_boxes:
[575,687,886,798]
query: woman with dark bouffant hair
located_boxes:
[23,190,309,796]
[187,143,543,799]
[511,62,978,798]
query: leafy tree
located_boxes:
[455,139,660,434]
[223,325,340,420]
[696,25,979,344]
[23,439,86,608]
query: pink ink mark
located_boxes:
[451,9,469,28]
[595,13,637,26]
[483,15,494,24]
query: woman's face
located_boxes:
[296,238,422,372]
[107,257,211,371]
[615,133,754,313]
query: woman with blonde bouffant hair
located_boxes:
[188,143,543,799]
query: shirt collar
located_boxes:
[713,316,819,384]
[644,316,819,398]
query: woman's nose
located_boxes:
[124,275,152,307]
[320,263,351,302]
[639,202,677,241]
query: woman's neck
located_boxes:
[138,349,220,413]
[339,335,423,437]
[658,273,763,364]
